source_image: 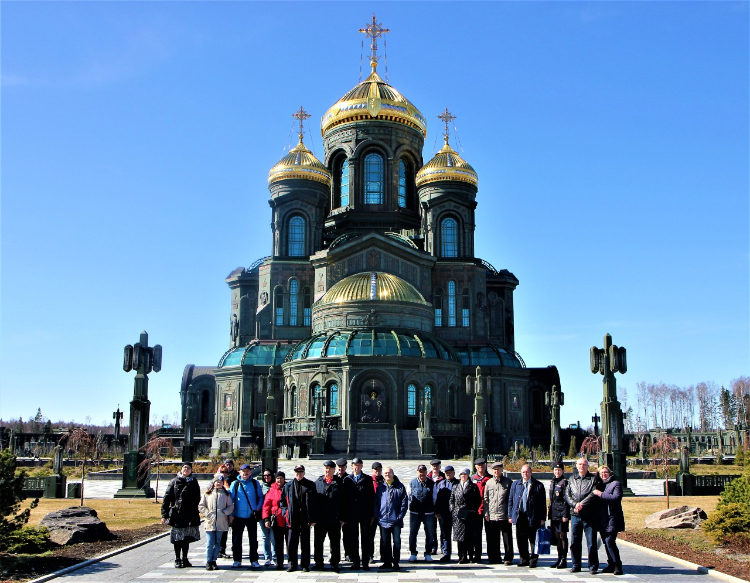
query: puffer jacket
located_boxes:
[598,475,625,533]
[564,471,600,521]
[199,488,234,531]
[262,482,287,528]
[408,477,435,515]
[375,476,408,528]
[483,475,512,521]
[472,472,491,515]
[548,476,570,522]
[161,474,201,528]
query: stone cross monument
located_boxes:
[113,406,123,441]
[312,385,325,456]
[467,366,488,462]
[545,384,564,462]
[181,391,197,463]
[261,367,278,474]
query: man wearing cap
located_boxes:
[407,464,435,562]
[335,458,353,562]
[343,457,375,570]
[471,458,491,562]
[228,464,264,568]
[436,465,458,562]
[509,464,547,568]
[282,464,317,572]
[374,467,408,571]
[483,461,513,565]
[313,461,345,572]
[369,462,384,563]
[428,459,447,558]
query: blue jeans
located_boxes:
[408,513,435,556]
[206,530,222,563]
[380,524,402,566]
[570,515,599,570]
[260,520,276,561]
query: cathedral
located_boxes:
[180,18,561,459]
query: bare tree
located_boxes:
[732,377,750,425]
[138,435,174,502]
[650,433,678,509]
[58,428,95,507]
[696,382,720,431]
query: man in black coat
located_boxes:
[282,464,317,572]
[343,457,375,570]
[313,460,345,571]
[508,464,547,568]
[564,457,600,574]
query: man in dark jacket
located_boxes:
[471,457,491,562]
[369,462,384,563]
[548,461,570,569]
[282,464,317,572]
[407,464,435,562]
[564,458,600,574]
[335,458,352,562]
[483,461,513,565]
[313,461,344,572]
[435,465,458,562]
[343,457,375,570]
[508,464,547,568]
[374,467,408,571]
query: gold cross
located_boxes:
[292,106,311,140]
[438,108,456,143]
[359,14,390,71]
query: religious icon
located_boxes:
[361,379,386,423]
[224,393,233,410]
[512,394,520,410]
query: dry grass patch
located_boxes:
[21,499,163,531]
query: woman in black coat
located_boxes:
[548,462,570,569]
[162,463,202,568]
[449,468,481,564]
[592,465,625,575]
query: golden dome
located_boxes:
[317,271,429,306]
[268,137,332,186]
[321,70,427,137]
[415,139,478,188]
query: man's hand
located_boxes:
[484,514,490,522]
[265,521,271,528]
[592,490,602,497]
[508,518,513,523]
[161,518,167,525]
[562,517,568,523]
[574,502,583,513]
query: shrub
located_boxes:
[3,526,51,554]
[717,471,750,509]
[0,449,48,552]
[735,446,745,467]
[703,503,750,544]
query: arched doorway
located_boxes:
[360,377,387,423]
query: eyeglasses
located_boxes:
[263,474,272,477]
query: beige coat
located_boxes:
[199,489,234,532]
[483,475,512,521]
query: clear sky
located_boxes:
[2,2,748,431]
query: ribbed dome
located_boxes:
[268,138,331,186]
[416,140,478,188]
[317,272,428,306]
[321,70,427,137]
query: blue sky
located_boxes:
[2,2,748,431]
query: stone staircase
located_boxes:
[324,428,429,460]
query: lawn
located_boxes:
[21,498,163,531]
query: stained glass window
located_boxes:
[289,279,298,326]
[448,280,456,327]
[288,216,305,256]
[329,383,339,416]
[407,383,417,416]
[340,159,349,207]
[398,160,407,208]
[441,217,458,257]
[364,153,384,204]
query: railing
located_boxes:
[394,424,400,460]
[433,421,470,433]
[276,420,316,433]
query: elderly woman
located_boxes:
[592,465,625,575]
[199,473,235,570]
[162,463,202,568]
[449,468,481,564]
[263,471,289,570]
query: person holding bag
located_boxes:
[263,471,289,570]
[161,463,202,569]
[199,473,234,570]
[229,463,264,568]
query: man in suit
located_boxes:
[282,464,317,572]
[508,464,547,568]
[343,457,375,570]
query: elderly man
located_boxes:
[313,461,344,572]
[229,463,264,568]
[374,467,408,571]
[483,461,513,565]
[564,458,600,574]
[508,464,546,568]
[283,464,317,572]
[471,457,491,562]
[428,459,447,557]
[407,464,435,562]
[335,458,352,562]
[343,457,375,570]
[435,465,457,562]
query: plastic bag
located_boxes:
[535,527,552,555]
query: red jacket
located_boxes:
[262,482,287,528]
[472,472,491,515]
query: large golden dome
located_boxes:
[321,70,427,137]
[317,271,428,306]
[268,137,332,186]
[415,139,478,188]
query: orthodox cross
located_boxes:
[437,108,456,143]
[592,411,601,436]
[113,406,123,440]
[292,106,311,141]
[359,14,389,70]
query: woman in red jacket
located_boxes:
[263,471,288,570]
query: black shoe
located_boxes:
[557,559,568,569]
[517,561,530,567]
[439,555,451,563]
[601,564,615,573]
[286,566,297,572]
[182,559,193,568]
[570,567,581,573]
[529,560,538,569]
[350,563,360,570]
[302,567,310,572]
[551,559,560,568]
[174,559,183,569]
[362,564,369,571]
[332,565,340,573]
[392,563,400,571]
[379,563,392,570]
[218,552,228,559]
[590,566,599,574]
[276,565,285,571]
[312,564,324,571]
[614,566,624,576]
[206,563,213,571]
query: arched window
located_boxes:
[340,159,350,207]
[462,289,471,327]
[289,280,299,326]
[407,383,417,416]
[448,281,457,327]
[274,288,284,327]
[364,153,384,204]
[434,289,443,327]
[303,287,311,326]
[200,390,210,424]
[310,384,319,416]
[328,383,339,416]
[441,217,458,257]
[291,386,298,417]
[398,159,407,208]
[288,216,305,257]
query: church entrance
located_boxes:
[360,378,387,423]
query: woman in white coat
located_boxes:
[199,473,235,570]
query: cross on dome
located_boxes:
[359,14,390,72]
[292,106,311,141]
[438,108,456,144]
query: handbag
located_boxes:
[535,527,552,555]
[457,507,470,520]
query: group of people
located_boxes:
[160,455,625,575]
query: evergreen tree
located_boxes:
[568,435,577,458]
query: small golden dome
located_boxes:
[321,70,427,137]
[416,139,478,188]
[317,271,429,306]
[268,137,332,186]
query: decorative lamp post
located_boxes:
[467,366,489,462]
[115,331,161,498]
[261,367,278,474]
[312,385,325,456]
[545,384,564,462]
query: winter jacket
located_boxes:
[199,488,234,531]
[429,471,447,506]
[564,471,600,522]
[408,477,435,515]
[508,477,547,527]
[374,476,408,528]
[548,476,570,522]
[449,480,481,542]
[598,476,625,533]
[161,474,201,528]
[483,475,513,521]
[343,471,375,523]
[472,472,491,515]
[262,482,287,528]
[436,476,457,516]
[315,475,345,526]
[282,477,317,528]
[229,477,264,519]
